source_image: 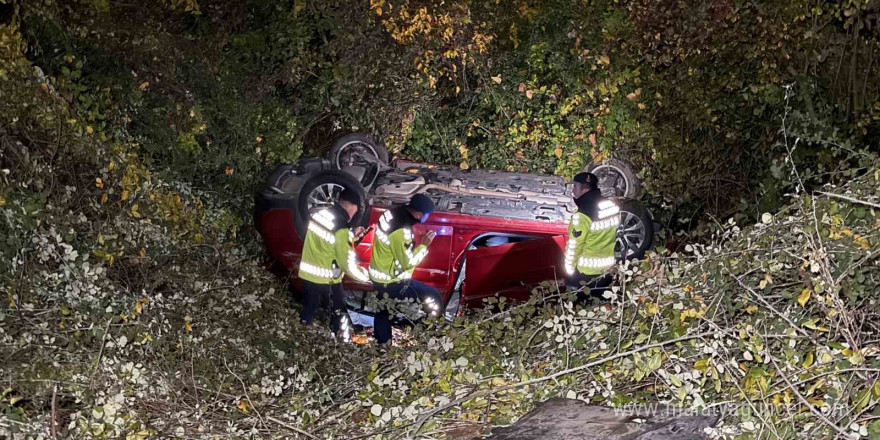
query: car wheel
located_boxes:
[615,199,654,261]
[330,133,389,188]
[585,158,642,199]
[294,170,369,238]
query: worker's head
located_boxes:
[407,194,435,223]
[337,188,360,221]
[571,172,599,199]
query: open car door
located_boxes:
[462,235,566,307]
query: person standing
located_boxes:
[564,172,619,298]
[368,194,443,345]
[297,189,369,342]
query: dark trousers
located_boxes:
[565,272,613,302]
[373,280,443,345]
[301,280,348,336]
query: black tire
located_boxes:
[330,133,389,168]
[294,170,369,238]
[585,158,642,199]
[615,199,654,261]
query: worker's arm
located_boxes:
[334,228,369,282]
[390,227,428,274]
[564,213,591,274]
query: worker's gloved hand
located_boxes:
[421,230,437,246]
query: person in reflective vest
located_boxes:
[368,194,443,345]
[297,188,369,342]
[564,172,619,298]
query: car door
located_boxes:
[462,235,566,306]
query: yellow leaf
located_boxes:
[491,75,502,84]
[646,302,659,316]
[626,92,637,101]
[759,273,772,289]
[130,204,141,218]
[0,196,5,207]
[455,86,461,94]
[139,249,146,257]
[460,161,469,170]
[185,322,192,332]
[638,103,646,109]
[554,147,563,158]
[121,190,130,201]
[135,301,142,315]
[108,161,116,171]
[802,352,814,368]
[95,177,104,189]
[745,305,759,314]
[798,289,811,307]
[194,233,203,244]
[598,55,610,65]
[139,82,150,91]
[101,193,108,204]
[237,400,249,414]
[40,83,50,93]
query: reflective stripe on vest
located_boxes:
[578,256,615,269]
[564,231,577,275]
[369,267,393,282]
[590,216,620,231]
[308,222,336,244]
[300,261,338,279]
[347,249,369,282]
[313,209,337,230]
[597,200,620,219]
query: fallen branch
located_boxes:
[89,318,114,386]
[51,384,58,440]
[731,272,820,346]
[767,351,850,438]
[404,331,714,439]
[816,190,880,210]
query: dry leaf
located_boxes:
[798,289,811,307]
[237,401,249,414]
[101,193,108,204]
[525,90,534,99]
[225,167,234,176]
[95,177,104,189]
[518,83,527,92]
[598,55,610,65]
[491,75,502,84]
[139,82,150,91]
[121,189,130,201]
[589,132,597,146]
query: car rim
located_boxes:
[615,210,645,259]
[591,164,630,198]
[307,182,345,213]
[334,141,380,169]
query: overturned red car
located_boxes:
[255,133,655,321]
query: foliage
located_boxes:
[2,1,880,439]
